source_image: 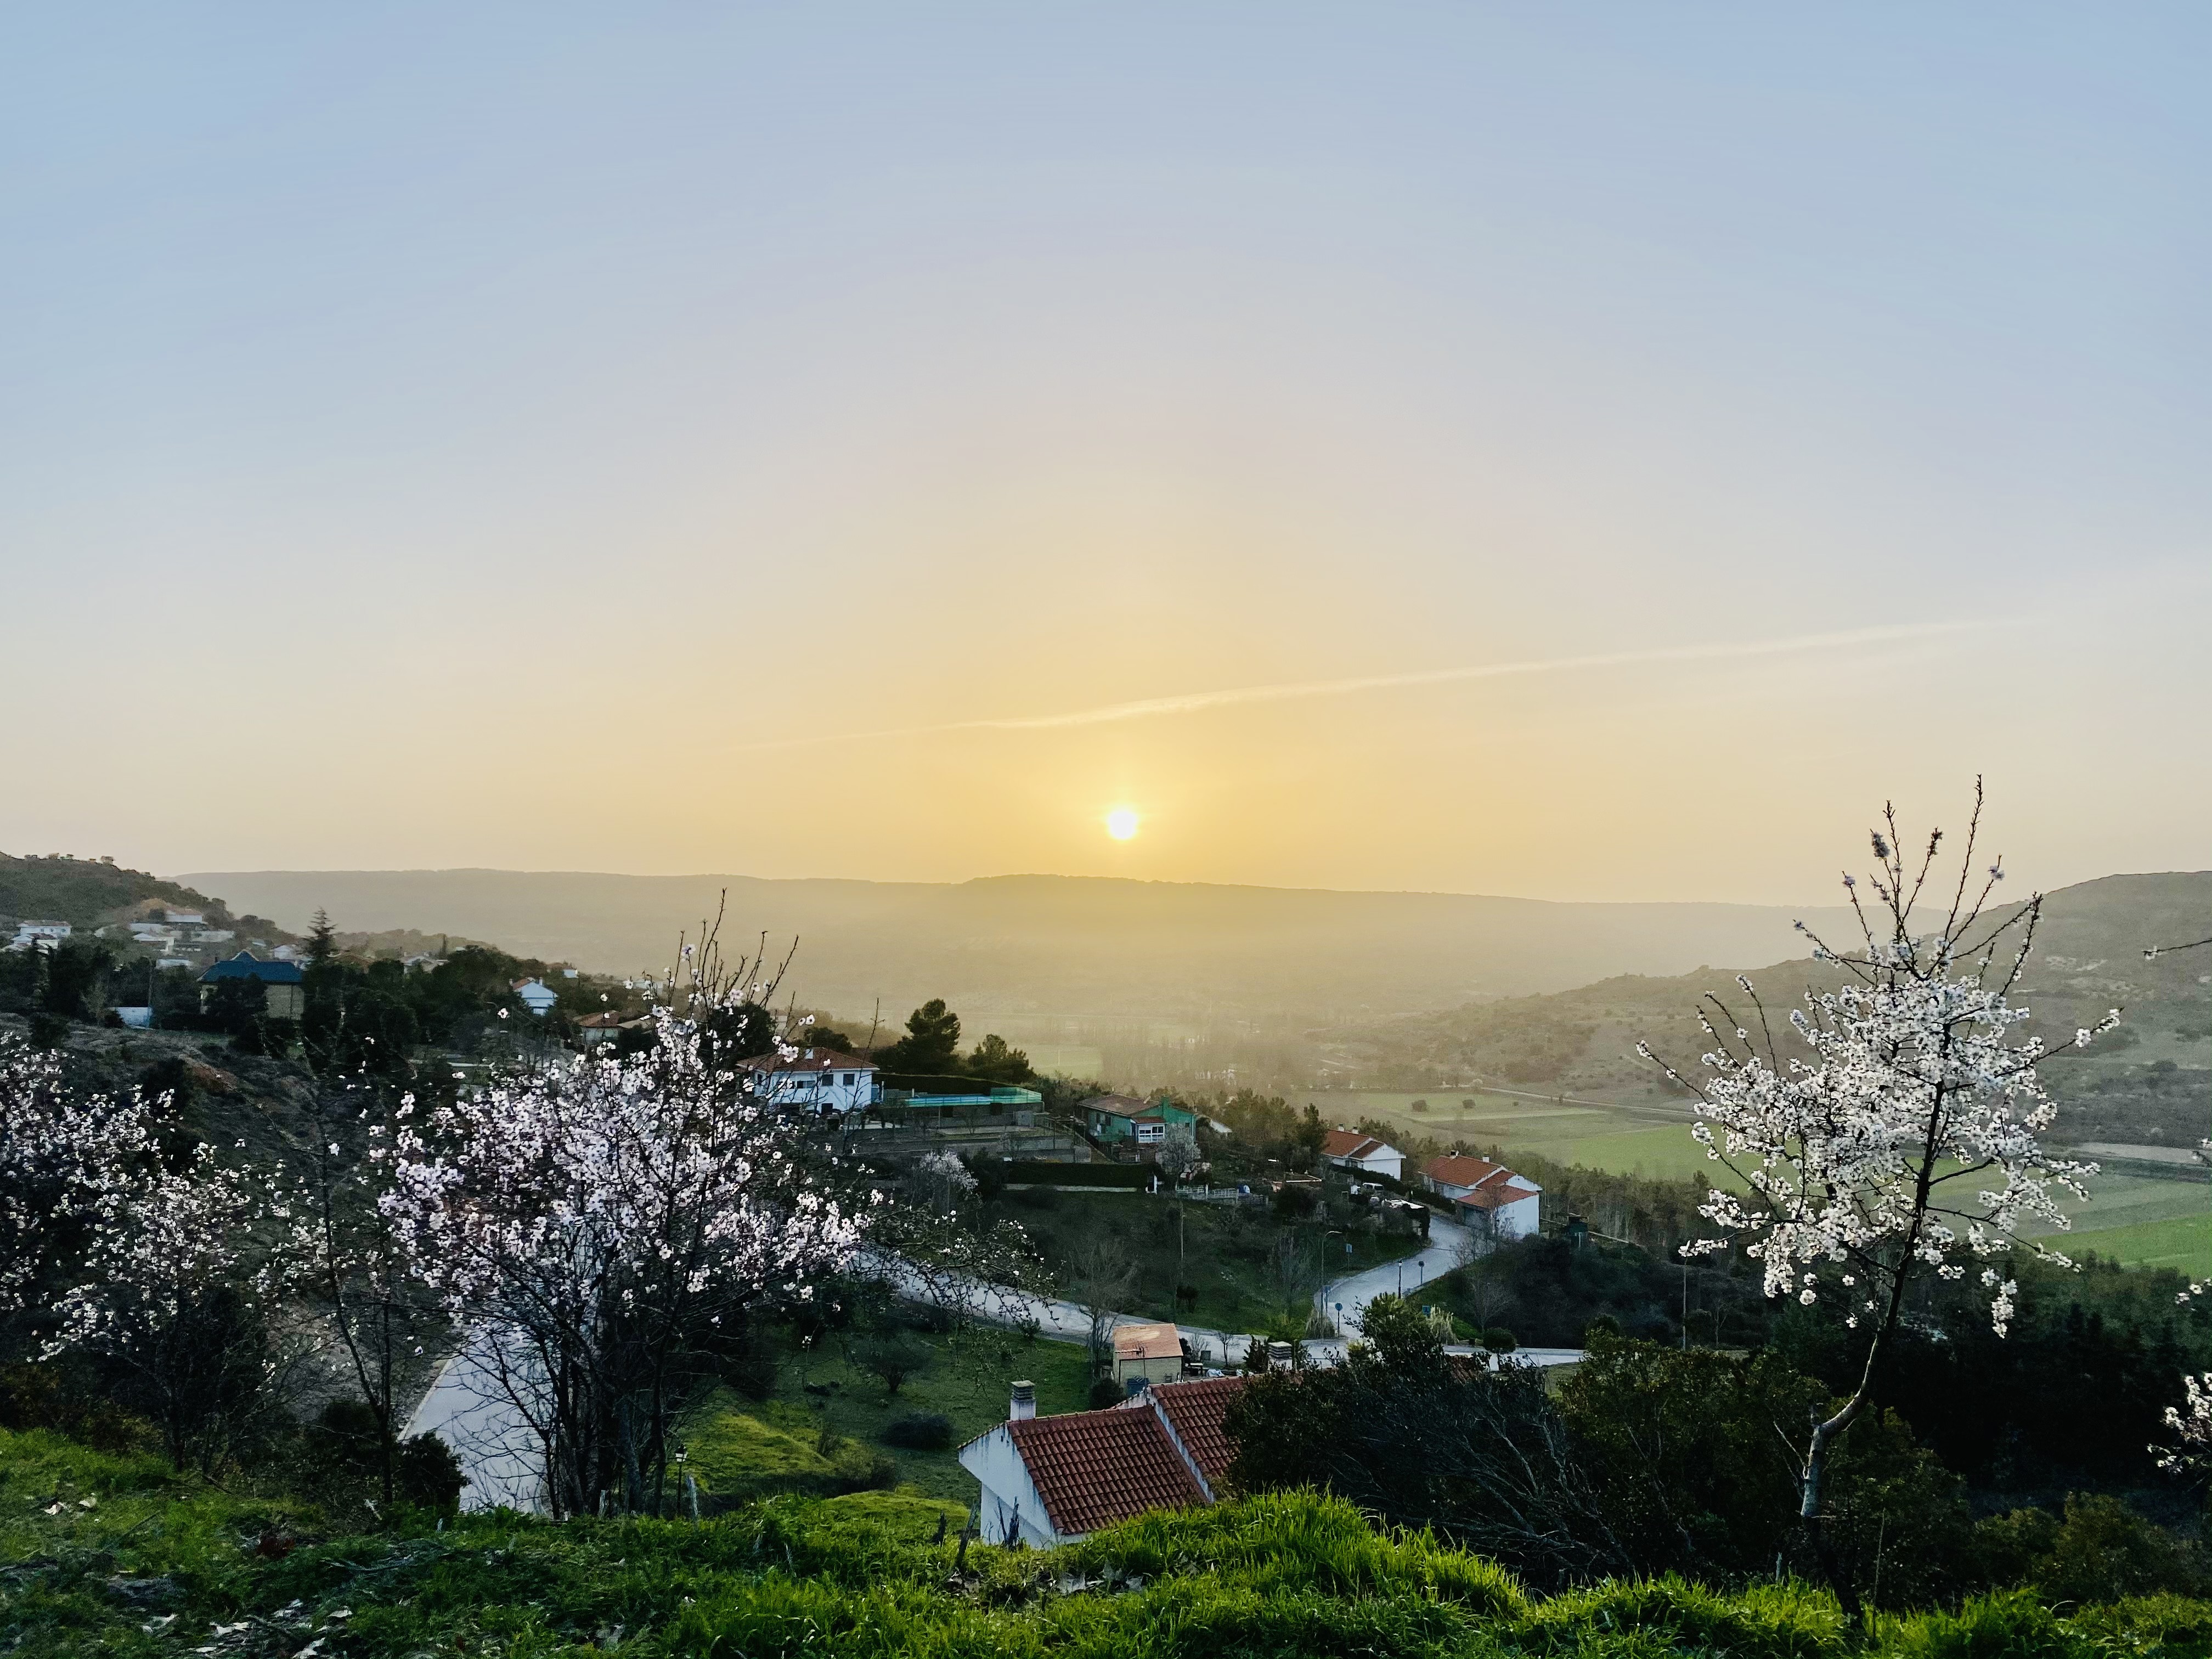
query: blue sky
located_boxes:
[3,7,2205,898]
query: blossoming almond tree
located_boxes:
[1639,785,2110,1607]
[0,1033,142,1331]
[381,930,864,1517]
[274,1077,450,1509]
[47,1132,282,1472]
[2155,1372,2212,1479]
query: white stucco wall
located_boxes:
[957,1426,1068,1548]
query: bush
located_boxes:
[1089,1375,1127,1409]
[850,1333,934,1397]
[1272,1184,1319,1220]
[1483,1327,1517,1353]
[881,1412,955,1451]
[1977,1494,2211,1604]
[298,1399,465,1516]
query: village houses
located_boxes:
[738,1047,880,1113]
[1420,1152,1543,1241]
[1321,1127,1405,1183]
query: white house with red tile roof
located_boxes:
[1321,1128,1404,1183]
[736,1048,879,1113]
[958,1374,1251,1547]
[1420,1153,1542,1241]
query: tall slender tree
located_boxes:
[1640,782,2110,1612]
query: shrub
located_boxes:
[1272,1184,1319,1220]
[851,1333,934,1397]
[1977,1493,2211,1604]
[298,1400,465,1516]
[1089,1375,1127,1409]
[880,1412,955,1451]
[1483,1327,1517,1353]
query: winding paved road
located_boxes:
[408,1241,1583,1513]
[1314,1214,1472,1334]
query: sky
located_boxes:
[3,6,2207,904]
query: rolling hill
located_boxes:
[179,866,1872,1019]
[1339,871,2211,1147]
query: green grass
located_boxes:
[2057,1210,2212,1276]
[715,1327,1095,1506]
[7,1430,2208,1658]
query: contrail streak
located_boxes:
[724,619,2004,753]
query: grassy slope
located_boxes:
[2064,1211,2212,1277]
[0,854,220,929]
[694,1329,1095,1507]
[6,1427,2209,1658]
[1330,871,2210,1138]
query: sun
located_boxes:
[1104,806,1141,842]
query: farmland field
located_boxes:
[1319,1088,2209,1275]
[2056,1210,2212,1276]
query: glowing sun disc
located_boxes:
[1105,807,1141,841]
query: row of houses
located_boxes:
[1321,1128,1543,1242]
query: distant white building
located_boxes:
[8,921,70,952]
[1321,1128,1406,1184]
[189,929,235,945]
[162,910,206,927]
[511,978,559,1017]
[738,1048,879,1113]
[1421,1154,1543,1242]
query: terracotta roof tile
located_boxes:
[1460,1181,1541,1211]
[1005,1407,1203,1536]
[1144,1375,1250,1491]
[737,1048,874,1074]
[1082,1093,1160,1121]
[1112,1322,1182,1363]
[1323,1129,1392,1160]
[1421,1153,1504,1189]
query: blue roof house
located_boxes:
[199,951,307,1019]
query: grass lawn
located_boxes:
[681,1325,1094,1511]
[988,1188,1426,1333]
[2057,1210,2212,1277]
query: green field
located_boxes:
[1023,1042,1105,1078]
[1325,1088,1696,1170]
[1336,1090,2209,1274]
[2055,1211,2212,1276]
[988,1189,1425,1336]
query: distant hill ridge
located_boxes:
[184,866,1877,1018]
[0,853,225,930]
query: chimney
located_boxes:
[1009,1380,1036,1421]
[1267,1341,1295,1370]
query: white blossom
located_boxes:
[0,1035,150,1314]
[1657,884,2100,1335]
[2155,1372,2212,1475]
[379,996,861,1515]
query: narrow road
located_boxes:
[1314,1214,1472,1334]
[413,1249,1583,1513]
[399,1328,544,1513]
